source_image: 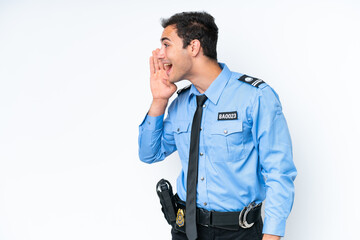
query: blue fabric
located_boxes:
[138,63,297,237]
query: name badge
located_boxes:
[218,111,238,120]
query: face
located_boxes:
[158,25,192,83]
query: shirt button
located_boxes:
[224,130,228,134]
[200,152,204,156]
[177,128,180,132]
[200,177,204,181]
[204,202,207,206]
[203,104,206,108]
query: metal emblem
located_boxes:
[176,208,185,227]
[245,77,253,82]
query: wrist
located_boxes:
[152,98,169,105]
[262,234,281,240]
[148,98,168,117]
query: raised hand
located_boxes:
[149,49,177,100]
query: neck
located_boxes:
[187,59,222,94]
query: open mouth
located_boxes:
[164,63,173,76]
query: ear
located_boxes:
[188,39,201,57]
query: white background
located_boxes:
[1,0,359,239]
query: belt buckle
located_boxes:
[239,202,256,228]
[199,208,210,227]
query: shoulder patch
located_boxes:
[177,84,191,94]
[238,75,265,88]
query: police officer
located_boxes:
[138,12,297,240]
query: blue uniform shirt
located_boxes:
[138,63,297,236]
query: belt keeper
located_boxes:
[209,210,214,226]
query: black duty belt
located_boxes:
[174,194,262,231]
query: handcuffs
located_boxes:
[239,202,261,228]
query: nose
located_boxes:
[157,46,166,59]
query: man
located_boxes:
[138,11,297,240]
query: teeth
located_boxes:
[164,63,172,66]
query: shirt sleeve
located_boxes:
[138,103,177,164]
[251,85,297,237]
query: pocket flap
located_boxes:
[173,121,190,134]
[209,121,243,135]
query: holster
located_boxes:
[156,179,176,225]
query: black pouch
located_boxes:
[156,179,176,224]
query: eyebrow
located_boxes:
[161,37,171,42]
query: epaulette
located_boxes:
[238,75,265,88]
[177,84,191,94]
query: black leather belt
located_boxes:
[174,194,262,231]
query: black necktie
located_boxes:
[186,94,207,240]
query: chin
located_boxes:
[168,76,180,83]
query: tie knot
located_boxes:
[196,95,207,107]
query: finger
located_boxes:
[155,48,160,55]
[149,56,155,75]
[155,48,165,70]
[158,58,165,71]
[153,50,160,71]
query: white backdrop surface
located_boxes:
[0,0,359,239]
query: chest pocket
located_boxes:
[173,121,191,159]
[208,121,245,162]
[173,121,190,135]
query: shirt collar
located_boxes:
[189,62,232,105]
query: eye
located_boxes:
[164,43,169,48]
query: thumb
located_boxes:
[161,78,170,87]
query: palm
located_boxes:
[149,49,177,100]
[150,68,176,99]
